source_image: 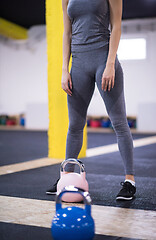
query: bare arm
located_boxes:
[107,0,122,65]
[62,0,72,71]
[102,0,122,91]
[62,0,72,95]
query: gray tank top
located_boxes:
[67,0,111,52]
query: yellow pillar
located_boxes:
[0,18,28,40]
[46,0,87,159]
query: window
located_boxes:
[117,38,146,60]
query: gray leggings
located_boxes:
[65,45,134,175]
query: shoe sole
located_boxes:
[116,196,133,200]
[46,191,57,195]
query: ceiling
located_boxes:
[0,0,156,29]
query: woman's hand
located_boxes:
[101,63,115,91]
[61,69,72,96]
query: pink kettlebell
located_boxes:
[57,158,89,202]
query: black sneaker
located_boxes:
[116,181,136,200]
[46,179,59,195]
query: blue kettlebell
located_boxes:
[51,186,95,240]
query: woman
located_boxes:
[46,0,136,200]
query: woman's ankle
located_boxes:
[125,174,135,182]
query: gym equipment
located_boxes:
[6,119,16,126]
[87,118,90,127]
[51,186,95,240]
[57,158,89,202]
[90,119,101,128]
[101,117,111,128]
[0,115,8,125]
[20,117,25,126]
[128,119,133,128]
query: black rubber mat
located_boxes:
[0,222,140,240]
[0,130,155,166]
[0,130,48,166]
[0,143,156,211]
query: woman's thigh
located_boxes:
[67,62,95,128]
[95,55,127,121]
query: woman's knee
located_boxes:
[111,120,130,135]
[68,119,86,134]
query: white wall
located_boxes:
[0,26,48,115]
[0,19,156,122]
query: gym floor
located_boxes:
[0,129,156,240]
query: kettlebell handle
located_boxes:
[60,158,85,173]
[56,186,92,216]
